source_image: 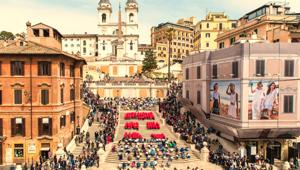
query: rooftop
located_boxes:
[0,40,86,63]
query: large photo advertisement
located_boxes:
[210,81,241,120]
[248,81,279,120]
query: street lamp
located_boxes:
[166,28,175,83]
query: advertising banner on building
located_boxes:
[210,80,241,120]
[248,80,279,120]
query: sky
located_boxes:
[0,0,300,44]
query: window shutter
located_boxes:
[46,90,49,104]
[11,118,15,137]
[38,118,42,136]
[22,118,26,137]
[49,118,52,136]
[0,119,3,136]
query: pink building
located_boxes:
[183,42,300,162]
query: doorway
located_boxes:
[267,141,281,164]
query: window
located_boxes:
[70,112,75,123]
[38,61,51,76]
[83,47,86,53]
[11,118,25,137]
[219,42,225,49]
[70,88,75,101]
[11,61,25,76]
[256,60,265,76]
[230,37,236,45]
[102,13,107,23]
[70,65,75,77]
[129,13,134,22]
[41,89,49,105]
[0,119,3,136]
[130,41,133,50]
[33,29,39,37]
[14,144,24,158]
[83,40,86,46]
[38,118,52,136]
[43,29,50,37]
[186,90,189,99]
[232,61,239,78]
[212,64,218,79]
[197,91,201,104]
[284,95,294,113]
[254,29,258,35]
[185,68,189,80]
[219,23,223,30]
[103,45,105,50]
[60,63,65,76]
[65,44,68,47]
[60,88,64,104]
[14,89,22,104]
[0,90,2,105]
[206,43,209,48]
[205,33,210,38]
[197,66,201,79]
[60,115,66,128]
[284,60,294,77]
[206,23,209,28]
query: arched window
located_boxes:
[129,13,134,22]
[102,13,107,23]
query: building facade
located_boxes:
[216,2,300,49]
[62,0,143,78]
[183,42,300,162]
[193,12,236,52]
[151,22,194,66]
[62,34,98,61]
[0,23,89,165]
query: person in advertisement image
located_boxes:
[250,81,265,120]
[249,81,279,120]
[210,81,240,119]
[211,83,221,115]
[226,83,238,119]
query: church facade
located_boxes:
[62,0,143,77]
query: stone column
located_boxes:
[200,142,210,162]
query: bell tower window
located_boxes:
[130,41,133,50]
[129,13,134,23]
[102,13,107,23]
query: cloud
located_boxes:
[0,0,299,44]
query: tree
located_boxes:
[0,31,15,40]
[142,50,157,74]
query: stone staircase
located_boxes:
[105,110,202,165]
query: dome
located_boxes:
[99,0,111,5]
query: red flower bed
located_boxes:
[124,112,155,120]
[124,122,139,129]
[146,122,160,129]
[151,133,165,139]
[123,132,143,139]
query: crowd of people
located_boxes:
[119,97,158,111]
[113,138,192,169]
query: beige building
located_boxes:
[193,12,236,52]
[216,2,300,49]
[183,42,300,162]
[177,17,197,28]
[151,22,194,66]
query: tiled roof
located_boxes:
[0,40,86,63]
